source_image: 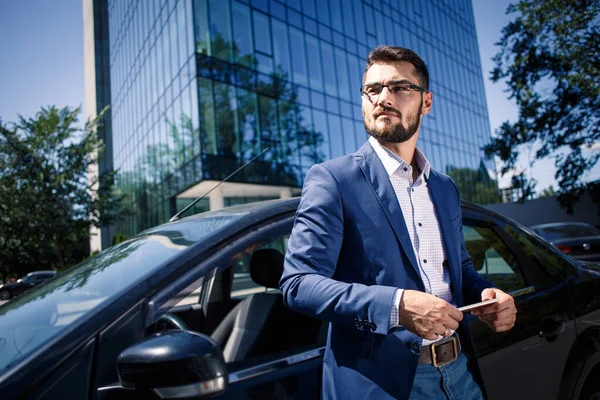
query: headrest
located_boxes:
[250,248,284,289]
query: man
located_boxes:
[280,46,517,400]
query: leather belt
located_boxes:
[418,335,461,367]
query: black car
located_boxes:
[0,270,57,300]
[529,222,600,262]
[1,199,600,400]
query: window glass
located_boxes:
[316,0,330,25]
[504,224,568,284]
[236,87,259,160]
[200,231,325,367]
[272,19,291,77]
[303,0,316,18]
[329,0,343,33]
[342,117,357,153]
[258,95,281,161]
[305,35,323,90]
[463,222,527,293]
[312,109,330,160]
[327,114,344,158]
[289,27,308,86]
[209,0,233,62]
[536,224,600,241]
[232,2,253,66]
[231,236,289,298]
[197,77,217,155]
[320,41,337,96]
[334,48,351,101]
[253,11,272,55]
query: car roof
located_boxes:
[529,222,594,229]
[26,270,56,275]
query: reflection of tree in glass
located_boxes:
[60,239,143,292]
[197,33,325,186]
[116,33,325,233]
[0,239,142,317]
[447,166,500,205]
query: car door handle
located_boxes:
[538,317,565,338]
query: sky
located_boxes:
[0,0,588,193]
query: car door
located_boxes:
[145,215,324,400]
[463,211,576,400]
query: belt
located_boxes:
[418,334,461,367]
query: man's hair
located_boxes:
[363,46,429,90]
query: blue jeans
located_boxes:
[409,352,484,400]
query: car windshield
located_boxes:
[0,210,247,374]
[537,224,600,241]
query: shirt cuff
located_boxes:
[389,288,404,330]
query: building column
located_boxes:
[209,186,224,210]
[279,187,292,199]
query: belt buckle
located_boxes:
[431,336,458,368]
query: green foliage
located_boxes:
[485,0,600,212]
[538,185,556,198]
[447,166,501,205]
[112,232,128,246]
[0,106,129,279]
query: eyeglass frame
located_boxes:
[359,80,430,103]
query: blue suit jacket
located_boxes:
[280,142,491,400]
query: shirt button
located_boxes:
[411,188,414,192]
[403,167,408,171]
[418,223,422,227]
[423,259,427,263]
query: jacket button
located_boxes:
[370,322,377,332]
[411,342,420,351]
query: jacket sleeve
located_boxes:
[280,164,397,336]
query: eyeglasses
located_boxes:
[360,80,429,103]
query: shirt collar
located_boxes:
[368,136,431,179]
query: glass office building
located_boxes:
[85,0,497,248]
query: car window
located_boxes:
[230,236,289,299]
[0,212,246,375]
[537,224,600,241]
[504,224,568,285]
[203,232,325,368]
[463,222,527,293]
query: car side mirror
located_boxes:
[116,330,228,399]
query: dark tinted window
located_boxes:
[505,225,568,285]
[463,221,527,293]
[536,223,600,241]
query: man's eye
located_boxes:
[365,86,382,95]
[390,85,409,93]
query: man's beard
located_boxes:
[364,99,423,143]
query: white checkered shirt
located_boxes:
[368,137,455,346]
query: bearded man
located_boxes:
[280,45,517,400]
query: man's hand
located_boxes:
[398,290,463,340]
[472,288,517,332]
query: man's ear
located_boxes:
[421,91,433,115]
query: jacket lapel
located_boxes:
[355,142,421,278]
[425,171,461,295]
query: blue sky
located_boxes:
[0,0,587,193]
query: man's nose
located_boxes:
[376,86,394,106]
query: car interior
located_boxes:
[160,243,326,368]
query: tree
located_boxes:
[484,0,600,213]
[0,106,128,281]
[538,185,556,198]
[446,166,501,205]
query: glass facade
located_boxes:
[92,0,498,244]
